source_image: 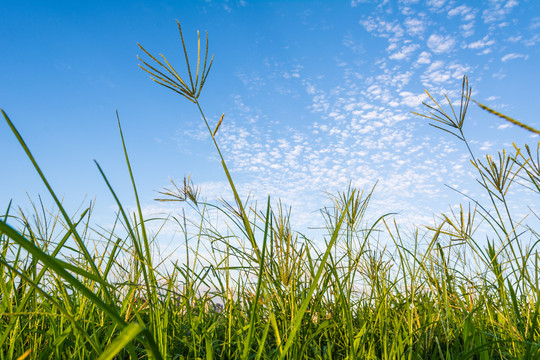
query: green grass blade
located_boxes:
[1,217,164,359]
[1,109,114,305]
[114,112,158,304]
[241,196,271,360]
[97,323,145,360]
[0,219,126,325]
[94,161,152,288]
[0,258,102,354]
[279,191,355,360]
[0,207,90,348]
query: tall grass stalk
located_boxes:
[1,23,539,359]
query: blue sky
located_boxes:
[1,0,539,237]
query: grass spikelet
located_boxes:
[213,113,225,137]
[471,98,540,135]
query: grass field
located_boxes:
[1,23,540,359]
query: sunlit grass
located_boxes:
[1,22,539,359]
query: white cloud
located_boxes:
[427,60,444,71]
[182,125,209,141]
[343,35,364,54]
[466,36,495,49]
[447,63,471,78]
[399,91,428,107]
[482,0,519,24]
[360,17,404,38]
[404,18,426,37]
[448,5,476,21]
[501,53,529,62]
[505,0,518,9]
[416,51,431,65]
[419,60,468,87]
[387,42,398,52]
[350,0,369,7]
[389,43,420,60]
[427,70,451,83]
[530,16,540,30]
[427,34,455,53]
[492,69,507,79]
[460,22,475,37]
[524,34,540,46]
[180,0,540,236]
[480,141,494,151]
[427,0,446,11]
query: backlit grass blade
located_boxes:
[0,258,102,353]
[279,191,355,360]
[0,205,162,359]
[94,160,153,300]
[97,323,145,360]
[0,220,125,324]
[114,111,156,295]
[254,318,272,360]
[0,206,90,349]
[241,196,271,360]
[0,22,524,358]
[1,108,114,305]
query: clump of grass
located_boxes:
[1,22,539,359]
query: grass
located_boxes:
[1,21,540,359]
